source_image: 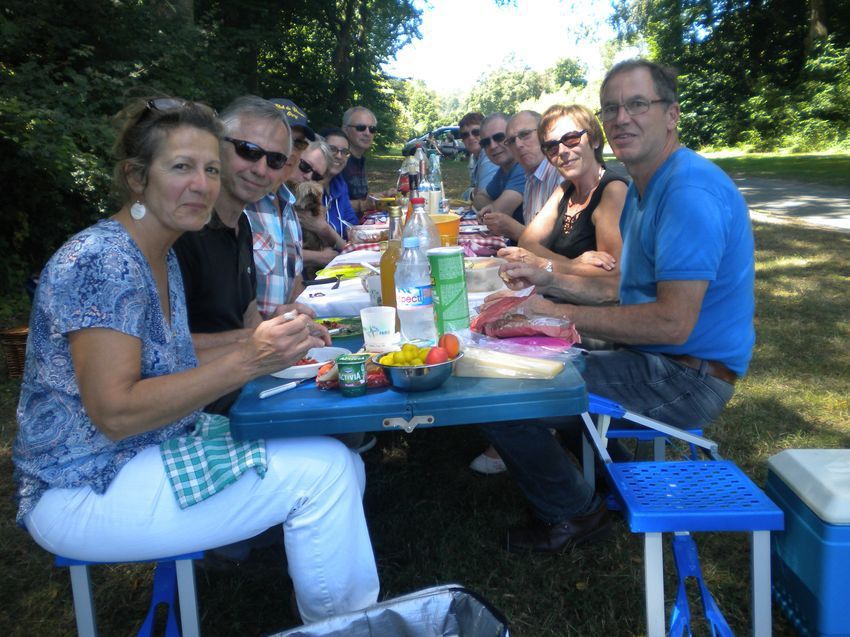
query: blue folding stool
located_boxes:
[582,393,784,637]
[54,552,203,637]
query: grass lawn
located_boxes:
[0,154,848,635]
[702,151,850,188]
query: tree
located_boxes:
[0,0,422,296]
[549,58,588,90]
[610,0,850,149]
[465,62,550,115]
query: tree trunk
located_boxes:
[804,0,829,60]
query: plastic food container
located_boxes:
[464,257,507,293]
[348,224,388,244]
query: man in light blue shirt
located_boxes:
[473,113,526,244]
[458,112,498,200]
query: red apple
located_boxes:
[425,346,449,365]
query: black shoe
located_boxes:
[506,500,611,553]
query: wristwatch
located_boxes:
[544,259,553,273]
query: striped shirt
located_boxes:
[244,185,303,318]
[523,160,564,225]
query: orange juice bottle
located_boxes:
[380,205,404,313]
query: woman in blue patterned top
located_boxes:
[13,97,378,623]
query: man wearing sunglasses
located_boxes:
[458,112,498,201]
[472,113,527,244]
[480,59,755,554]
[175,96,317,414]
[504,110,563,226]
[341,105,395,217]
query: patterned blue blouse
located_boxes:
[13,220,199,524]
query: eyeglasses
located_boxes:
[540,130,587,157]
[346,124,378,134]
[292,138,309,151]
[459,128,480,140]
[224,137,288,170]
[504,128,536,148]
[328,144,351,158]
[298,158,324,181]
[597,98,670,122]
[479,132,506,149]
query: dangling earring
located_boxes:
[130,201,147,220]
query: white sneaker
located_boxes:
[469,452,507,474]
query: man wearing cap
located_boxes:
[341,105,394,216]
[271,98,317,185]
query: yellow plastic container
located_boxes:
[430,214,461,246]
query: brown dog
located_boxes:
[292,180,328,280]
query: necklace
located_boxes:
[563,167,604,235]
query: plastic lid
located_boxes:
[768,449,850,523]
[410,197,426,204]
[402,236,420,248]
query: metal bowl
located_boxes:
[371,352,464,392]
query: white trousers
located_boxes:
[24,436,379,624]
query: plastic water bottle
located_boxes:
[394,236,437,345]
[428,153,444,214]
[402,197,440,252]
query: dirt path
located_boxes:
[729,174,850,233]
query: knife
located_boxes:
[259,377,311,399]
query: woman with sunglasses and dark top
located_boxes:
[12,97,379,624]
[498,104,627,300]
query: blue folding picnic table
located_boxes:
[228,350,587,441]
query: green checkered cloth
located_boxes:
[160,412,267,509]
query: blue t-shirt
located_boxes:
[13,220,198,524]
[485,161,526,226]
[618,148,755,375]
[323,174,360,238]
[473,152,499,192]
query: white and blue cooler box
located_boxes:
[766,449,850,637]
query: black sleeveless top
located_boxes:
[545,171,627,259]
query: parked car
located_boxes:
[402,126,467,158]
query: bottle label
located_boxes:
[395,285,433,309]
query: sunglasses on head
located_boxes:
[479,132,506,149]
[459,128,480,140]
[298,158,324,181]
[140,97,216,124]
[347,124,377,134]
[225,137,288,169]
[540,129,587,157]
[328,144,351,158]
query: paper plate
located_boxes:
[460,225,489,234]
[272,346,351,379]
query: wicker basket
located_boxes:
[1,326,28,379]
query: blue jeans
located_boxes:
[482,349,735,524]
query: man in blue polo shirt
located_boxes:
[485,59,755,553]
[472,113,527,244]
